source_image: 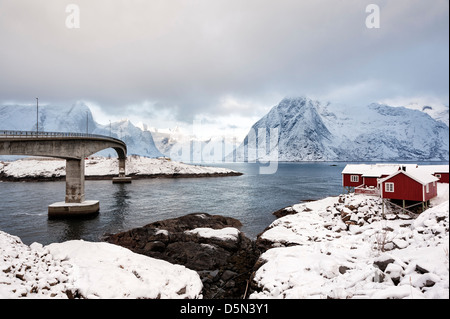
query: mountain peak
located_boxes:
[280,96,309,103]
[233,97,449,162]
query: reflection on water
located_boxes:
[109,183,131,228]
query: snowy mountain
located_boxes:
[0,102,164,158]
[231,97,449,162]
[402,102,449,127]
[93,119,164,158]
[0,101,96,133]
[151,128,237,163]
[2,98,448,162]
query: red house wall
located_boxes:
[424,181,438,201]
[363,177,378,187]
[434,172,449,183]
[381,173,424,201]
[342,174,363,187]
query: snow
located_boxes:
[377,167,440,185]
[342,163,404,176]
[232,97,449,162]
[185,227,240,241]
[0,233,202,299]
[0,156,239,179]
[251,184,449,299]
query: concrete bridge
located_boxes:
[0,130,131,217]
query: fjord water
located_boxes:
[2,162,353,245]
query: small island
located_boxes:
[0,156,242,181]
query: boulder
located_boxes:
[373,255,395,272]
[104,213,259,299]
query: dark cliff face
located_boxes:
[104,213,260,299]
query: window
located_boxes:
[426,184,429,193]
[350,175,359,183]
[385,182,394,192]
[435,174,441,179]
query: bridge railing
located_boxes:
[0,130,124,144]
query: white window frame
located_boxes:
[385,182,394,192]
[426,183,429,193]
[350,175,359,183]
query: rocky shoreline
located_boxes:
[104,213,260,299]
[101,190,449,299]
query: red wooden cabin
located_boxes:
[379,169,438,202]
[434,172,449,183]
[341,164,407,191]
[341,164,368,188]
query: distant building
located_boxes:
[420,165,449,184]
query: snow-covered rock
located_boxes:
[232,97,449,162]
[0,231,203,299]
[185,227,240,241]
[251,185,449,299]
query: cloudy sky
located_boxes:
[0,0,448,138]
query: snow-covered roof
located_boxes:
[343,163,443,185]
[379,168,439,185]
[341,164,372,175]
[419,165,449,174]
[362,164,411,177]
[341,164,417,177]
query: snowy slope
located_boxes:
[402,102,449,127]
[151,128,238,163]
[93,119,164,158]
[0,232,203,299]
[232,97,449,162]
[0,101,95,133]
[251,187,449,299]
[0,102,164,158]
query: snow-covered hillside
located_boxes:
[0,102,164,158]
[251,184,449,299]
[0,231,203,299]
[151,128,238,163]
[0,101,95,133]
[401,102,449,127]
[232,97,449,162]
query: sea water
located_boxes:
[0,162,380,245]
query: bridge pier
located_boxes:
[112,157,132,183]
[65,158,85,203]
[48,158,99,218]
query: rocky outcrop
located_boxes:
[104,213,260,299]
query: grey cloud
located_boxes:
[0,0,448,124]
